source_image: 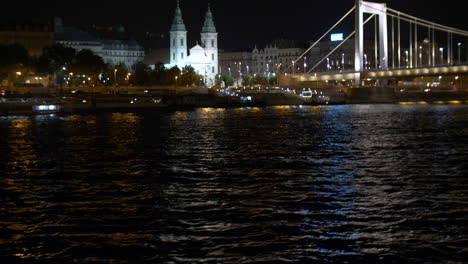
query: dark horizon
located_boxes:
[4,0,468,50]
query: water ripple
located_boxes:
[0,105,467,263]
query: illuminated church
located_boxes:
[166,1,219,86]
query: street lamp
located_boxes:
[364,54,368,69]
[326,58,330,71]
[304,56,307,73]
[292,60,295,75]
[175,75,178,87]
[341,53,345,70]
[114,69,117,85]
[439,47,444,65]
[13,71,22,88]
[457,43,462,64]
[405,51,409,68]
[419,46,423,66]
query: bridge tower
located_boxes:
[355,0,388,84]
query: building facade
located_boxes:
[218,39,307,78]
[165,1,218,86]
[252,40,307,75]
[0,20,54,57]
[218,37,381,78]
[54,18,145,71]
[218,50,253,80]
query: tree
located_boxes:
[215,71,234,87]
[0,44,30,82]
[167,66,181,85]
[268,73,277,85]
[180,65,202,86]
[131,62,151,86]
[36,44,75,75]
[70,49,106,78]
[251,75,269,86]
[102,63,128,86]
[242,75,252,86]
[149,62,166,85]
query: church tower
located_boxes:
[170,0,187,67]
[200,4,218,81]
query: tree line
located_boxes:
[0,43,277,88]
[0,43,205,87]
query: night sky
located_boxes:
[4,0,468,50]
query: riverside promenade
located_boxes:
[1,85,467,116]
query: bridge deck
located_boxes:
[288,65,468,82]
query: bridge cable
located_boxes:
[386,7,468,36]
[361,4,468,36]
[306,14,376,74]
[282,6,356,74]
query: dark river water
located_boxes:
[0,105,467,263]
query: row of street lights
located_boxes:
[228,41,464,77]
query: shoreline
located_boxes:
[1,100,467,117]
[1,87,467,116]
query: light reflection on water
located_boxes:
[0,105,467,263]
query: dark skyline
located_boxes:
[4,0,468,50]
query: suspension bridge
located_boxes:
[279,0,468,89]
